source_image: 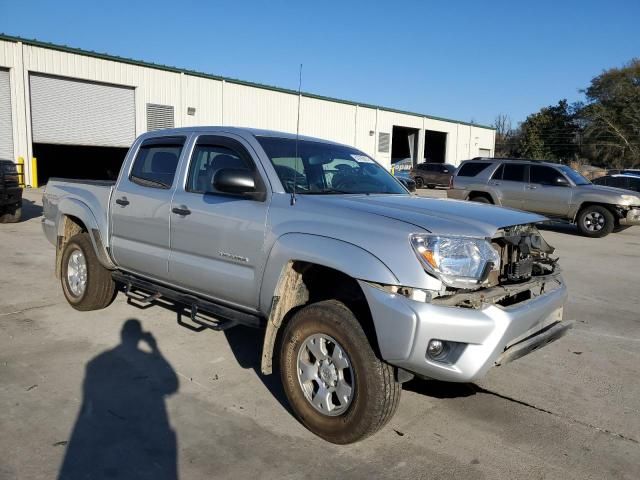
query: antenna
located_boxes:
[291,63,302,206]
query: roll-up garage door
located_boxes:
[0,69,13,161]
[30,74,135,147]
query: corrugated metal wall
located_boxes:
[0,68,13,161]
[0,37,495,185]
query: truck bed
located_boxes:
[42,177,115,247]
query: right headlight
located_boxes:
[410,234,500,289]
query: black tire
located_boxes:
[414,176,424,189]
[577,205,615,238]
[280,300,401,444]
[0,204,21,223]
[470,195,491,204]
[61,232,117,311]
[426,183,436,189]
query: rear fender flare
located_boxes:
[56,198,115,273]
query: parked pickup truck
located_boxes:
[0,159,22,223]
[42,127,570,444]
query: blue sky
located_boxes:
[1,0,638,127]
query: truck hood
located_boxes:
[310,194,547,237]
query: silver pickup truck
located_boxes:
[42,127,569,444]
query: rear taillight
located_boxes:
[448,175,454,189]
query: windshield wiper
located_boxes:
[300,188,353,195]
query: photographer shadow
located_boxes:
[58,319,179,480]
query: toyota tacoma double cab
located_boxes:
[42,127,570,443]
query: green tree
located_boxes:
[517,100,578,161]
[579,59,640,167]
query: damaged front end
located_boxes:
[434,224,562,309]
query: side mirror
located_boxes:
[213,168,256,194]
[555,176,570,186]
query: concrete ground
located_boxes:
[1,189,638,479]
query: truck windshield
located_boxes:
[257,137,407,195]
[557,165,591,185]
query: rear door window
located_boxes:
[502,164,526,182]
[491,164,504,180]
[130,136,185,189]
[457,162,491,177]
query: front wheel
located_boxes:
[577,205,614,238]
[0,204,21,223]
[61,233,117,310]
[280,300,401,444]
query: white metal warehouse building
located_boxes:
[0,34,495,186]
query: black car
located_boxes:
[395,175,416,192]
[409,162,456,189]
[592,174,640,193]
[0,160,22,223]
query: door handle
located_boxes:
[172,206,191,216]
[115,197,130,206]
[490,181,501,186]
[527,185,538,190]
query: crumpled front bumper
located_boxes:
[359,278,569,382]
[620,207,640,226]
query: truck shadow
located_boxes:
[20,198,43,221]
[403,378,478,398]
[223,326,294,415]
[224,324,477,406]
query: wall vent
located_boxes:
[378,132,390,153]
[146,103,175,131]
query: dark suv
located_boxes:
[593,174,640,193]
[0,160,22,223]
[409,162,456,189]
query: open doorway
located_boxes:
[33,143,129,185]
[424,130,447,163]
[391,126,420,170]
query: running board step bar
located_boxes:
[112,271,263,331]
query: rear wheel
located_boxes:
[414,176,424,189]
[0,203,21,223]
[577,205,614,238]
[61,233,117,310]
[280,300,401,444]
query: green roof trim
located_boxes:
[0,33,494,130]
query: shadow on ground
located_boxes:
[20,198,43,221]
[58,319,179,480]
[403,378,478,398]
[224,326,292,415]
